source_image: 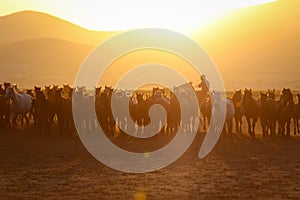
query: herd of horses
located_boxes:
[0,81,299,139]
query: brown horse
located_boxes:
[242,89,259,138]
[294,94,300,135]
[259,90,278,137]
[278,88,294,137]
[232,90,243,133]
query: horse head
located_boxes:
[26,89,34,97]
[267,89,276,100]
[45,85,50,92]
[260,92,267,102]
[0,84,5,95]
[136,93,144,104]
[281,88,293,104]
[3,82,11,90]
[95,86,102,96]
[232,89,242,105]
[4,87,15,101]
[34,86,41,93]
[243,88,253,99]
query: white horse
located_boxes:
[5,86,32,128]
[211,91,235,137]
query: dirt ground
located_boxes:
[1,123,300,200]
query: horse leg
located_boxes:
[25,113,30,127]
[203,116,206,131]
[277,120,282,136]
[297,118,300,133]
[281,122,285,137]
[261,118,266,137]
[234,117,238,133]
[12,113,18,128]
[296,117,300,133]
[221,123,225,138]
[246,117,252,137]
[252,119,257,138]
[294,117,297,135]
[286,119,291,138]
[236,117,242,133]
[270,120,275,137]
[228,119,233,137]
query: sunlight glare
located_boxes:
[2,0,276,33]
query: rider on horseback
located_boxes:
[198,74,210,97]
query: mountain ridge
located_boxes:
[0,10,118,46]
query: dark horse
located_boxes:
[259,90,278,137]
[232,90,243,133]
[278,88,294,138]
[242,89,259,138]
[294,94,300,135]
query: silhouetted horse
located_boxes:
[200,95,211,131]
[5,86,32,128]
[55,87,75,135]
[232,90,243,133]
[259,90,278,137]
[0,84,10,129]
[34,90,52,135]
[173,84,198,132]
[95,86,115,135]
[111,90,131,132]
[223,97,235,137]
[242,89,259,138]
[166,92,180,134]
[73,86,95,133]
[294,94,300,135]
[278,88,294,137]
[210,91,226,133]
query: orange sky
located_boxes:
[0,0,299,91]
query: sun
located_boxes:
[1,0,276,34]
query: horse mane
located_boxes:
[12,87,25,95]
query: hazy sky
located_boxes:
[2,0,299,91]
[0,0,275,33]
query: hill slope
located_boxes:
[0,38,93,87]
[0,11,117,46]
[195,0,300,89]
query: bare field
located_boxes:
[0,123,300,200]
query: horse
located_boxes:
[173,85,195,132]
[223,97,235,137]
[95,86,116,135]
[73,86,95,133]
[209,92,235,137]
[294,94,300,135]
[59,88,75,135]
[259,89,278,137]
[242,89,259,138]
[200,95,211,131]
[166,92,180,134]
[111,89,131,132]
[5,86,32,128]
[0,84,11,129]
[34,90,52,135]
[209,91,226,135]
[259,92,274,137]
[278,88,294,138]
[232,90,243,133]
